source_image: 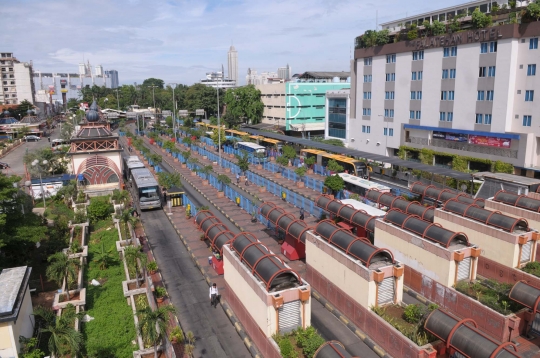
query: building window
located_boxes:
[477,91,485,101]
[523,115,532,126]
[444,46,457,57]
[450,69,456,78]
[362,125,371,133]
[411,72,417,80]
[385,73,395,81]
[412,50,424,60]
[441,91,447,100]
[385,91,395,100]
[328,98,347,139]
[488,66,496,77]
[363,75,372,82]
[383,128,387,135]
[364,57,372,65]
[481,41,497,53]
[442,69,449,79]
[440,112,446,121]
[479,67,486,77]
[481,43,488,53]
[487,90,494,101]
[384,109,394,118]
[448,91,454,100]
[528,64,537,76]
[414,111,420,119]
[476,113,483,124]
[490,41,497,52]
[526,90,535,101]
[362,108,371,116]
[390,128,394,136]
[363,92,372,99]
[409,110,415,119]
[447,112,453,122]
[530,38,538,50]
[418,71,423,80]
[386,54,396,63]
[484,114,492,124]
[410,91,416,100]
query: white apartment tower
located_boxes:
[278,64,291,80]
[348,0,540,176]
[228,45,238,84]
[1,52,35,105]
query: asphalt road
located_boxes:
[0,130,61,177]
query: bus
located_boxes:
[259,137,283,150]
[51,139,69,151]
[123,155,145,182]
[338,173,391,197]
[300,149,371,178]
[131,167,162,210]
[235,142,266,155]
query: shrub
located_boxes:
[295,326,325,358]
[403,304,423,323]
[155,286,167,298]
[304,156,316,168]
[523,261,540,277]
[324,174,345,193]
[295,166,306,178]
[87,197,114,222]
[278,337,295,358]
[326,159,344,173]
[472,7,493,28]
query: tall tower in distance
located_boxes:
[227,45,238,84]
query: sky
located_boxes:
[2,0,466,86]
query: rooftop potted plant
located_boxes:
[304,156,316,174]
[217,174,230,198]
[295,166,307,188]
[169,326,184,344]
[196,165,213,186]
[155,286,167,303]
[147,261,158,275]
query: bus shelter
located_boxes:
[168,186,184,207]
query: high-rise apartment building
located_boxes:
[228,45,238,84]
[246,68,280,85]
[277,64,291,80]
[105,70,119,88]
[347,0,540,175]
[0,52,35,105]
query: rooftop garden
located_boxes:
[522,261,540,278]
[355,2,540,49]
[454,279,525,315]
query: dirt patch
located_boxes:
[59,292,81,302]
[141,352,165,358]
[383,305,417,333]
[31,291,56,308]
[128,281,147,290]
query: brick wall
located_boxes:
[404,266,522,342]
[306,264,435,358]
[478,256,540,290]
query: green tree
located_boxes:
[33,305,83,357]
[19,337,45,358]
[432,20,446,35]
[319,138,345,147]
[24,147,69,177]
[304,156,316,168]
[157,172,182,189]
[10,99,35,120]
[165,116,173,128]
[471,8,492,29]
[236,150,250,174]
[217,174,231,191]
[111,189,130,206]
[327,159,344,173]
[142,78,165,89]
[211,127,226,145]
[184,83,223,118]
[60,121,74,141]
[422,20,433,37]
[124,245,147,288]
[282,145,297,161]
[137,305,176,358]
[66,98,80,110]
[375,29,390,45]
[117,208,138,241]
[222,85,264,126]
[46,252,81,300]
[526,1,540,21]
[324,174,345,194]
[87,197,114,222]
[93,242,115,270]
[56,180,77,206]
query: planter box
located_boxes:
[202,180,209,186]
[122,279,148,297]
[257,164,263,170]
[225,168,231,173]
[116,239,133,253]
[174,157,179,162]
[307,169,314,174]
[217,191,225,198]
[297,182,305,188]
[190,171,196,176]
[203,155,207,160]
[275,173,282,179]
[64,246,89,260]
[53,288,86,310]
[258,187,266,193]
[181,164,187,168]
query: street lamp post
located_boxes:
[115,89,120,111]
[216,78,222,167]
[150,85,157,120]
[168,83,178,141]
[32,159,48,208]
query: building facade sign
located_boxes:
[433,131,468,142]
[468,135,511,148]
[414,28,501,49]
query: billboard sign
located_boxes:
[433,131,468,142]
[469,135,511,148]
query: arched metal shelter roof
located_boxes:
[242,128,473,180]
[424,309,520,358]
[195,210,235,254]
[509,281,540,313]
[259,202,313,244]
[315,195,379,233]
[493,190,540,213]
[443,199,529,233]
[411,182,485,208]
[384,209,469,248]
[366,189,434,222]
[231,231,302,292]
[314,220,394,268]
[313,341,352,358]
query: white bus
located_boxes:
[131,167,162,210]
[235,142,266,155]
[51,139,70,151]
[338,173,391,197]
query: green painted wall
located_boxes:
[285,82,350,130]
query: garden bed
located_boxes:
[522,261,540,278]
[273,326,325,358]
[82,218,138,358]
[454,279,524,315]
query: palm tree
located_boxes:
[117,208,139,241]
[124,245,147,288]
[46,252,80,300]
[137,305,176,358]
[111,189,130,206]
[33,305,83,357]
[93,243,115,270]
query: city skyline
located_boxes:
[1,0,469,87]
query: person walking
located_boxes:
[299,207,305,221]
[162,187,167,205]
[236,172,240,184]
[209,283,219,308]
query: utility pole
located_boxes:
[168,83,178,141]
[115,89,120,110]
[217,77,222,167]
[150,85,157,121]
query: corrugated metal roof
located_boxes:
[0,266,27,317]
[298,71,350,79]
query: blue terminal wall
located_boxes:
[285,82,350,131]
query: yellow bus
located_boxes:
[300,149,370,178]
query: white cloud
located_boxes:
[2,0,463,85]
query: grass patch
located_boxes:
[82,219,137,358]
[455,279,524,315]
[43,200,75,221]
[522,261,540,278]
[273,326,325,358]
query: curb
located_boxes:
[311,290,392,358]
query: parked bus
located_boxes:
[300,149,370,178]
[259,137,283,151]
[235,141,266,154]
[131,167,162,210]
[123,155,145,182]
[338,173,390,197]
[51,139,70,151]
